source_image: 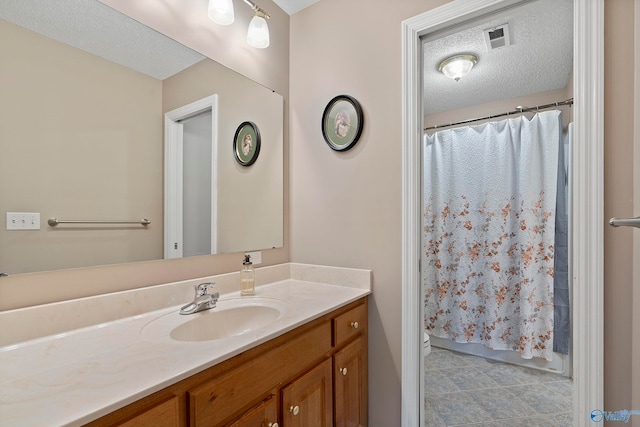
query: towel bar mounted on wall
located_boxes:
[608,217,640,229]
[47,218,151,227]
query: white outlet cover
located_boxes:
[6,212,41,230]
[245,251,262,265]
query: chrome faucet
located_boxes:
[180,282,219,315]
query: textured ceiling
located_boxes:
[272,0,320,15]
[0,0,315,79]
[0,0,205,80]
[423,0,573,115]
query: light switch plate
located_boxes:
[245,251,262,265]
[6,212,40,230]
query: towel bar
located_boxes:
[48,218,150,227]
[608,217,640,228]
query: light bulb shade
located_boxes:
[208,0,234,25]
[438,54,478,81]
[247,15,270,48]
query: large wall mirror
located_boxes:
[0,0,284,275]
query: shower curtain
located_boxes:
[423,110,563,361]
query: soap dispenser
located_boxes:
[240,254,255,296]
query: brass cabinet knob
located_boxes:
[290,405,300,416]
[340,367,348,376]
[268,423,279,427]
[350,321,359,329]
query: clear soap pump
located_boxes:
[240,254,255,296]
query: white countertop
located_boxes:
[0,264,371,427]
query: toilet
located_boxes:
[424,332,431,356]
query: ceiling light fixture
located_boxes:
[244,0,270,48]
[208,0,235,25]
[438,54,478,81]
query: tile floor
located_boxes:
[424,347,573,427]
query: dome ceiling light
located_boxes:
[438,54,478,81]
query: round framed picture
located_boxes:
[321,95,364,151]
[233,121,261,166]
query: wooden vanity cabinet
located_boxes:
[188,321,332,427]
[84,298,367,427]
[115,396,180,427]
[224,395,278,427]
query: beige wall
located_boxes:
[290,1,446,425]
[0,20,164,274]
[290,0,636,425]
[631,3,640,427]
[634,4,640,425]
[604,0,636,422]
[0,1,290,310]
[163,59,284,254]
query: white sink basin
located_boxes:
[142,297,290,342]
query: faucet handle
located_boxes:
[195,282,215,296]
[208,292,220,309]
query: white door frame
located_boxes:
[164,94,219,259]
[400,1,604,426]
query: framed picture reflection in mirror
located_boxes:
[234,121,261,166]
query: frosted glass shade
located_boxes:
[208,0,234,25]
[247,15,270,48]
[439,54,478,81]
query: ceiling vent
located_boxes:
[484,23,511,50]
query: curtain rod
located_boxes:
[424,98,574,131]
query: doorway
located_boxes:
[421,0,573,374]
[400,1,604,426]
[164,95,219,259]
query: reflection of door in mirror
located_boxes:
[164,96,218,259]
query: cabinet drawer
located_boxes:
[116,396,179,427]
[189,322,331,427]
[333,303,366,347]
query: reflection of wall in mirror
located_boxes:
[0,18,284,274]
[163,59,284,254]
[0,19,164,274]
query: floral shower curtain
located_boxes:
[423,110,562,361]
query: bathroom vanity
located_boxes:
[0,264,371,427]
[86,298,367,427]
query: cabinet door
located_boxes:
[334,338,366,427]
[281,358,333,427]
[225,396,278,427]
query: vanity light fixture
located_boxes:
[208,0,235,25]
[208,0,271,48]
[438,54,478,81]
[244,0,270,48]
